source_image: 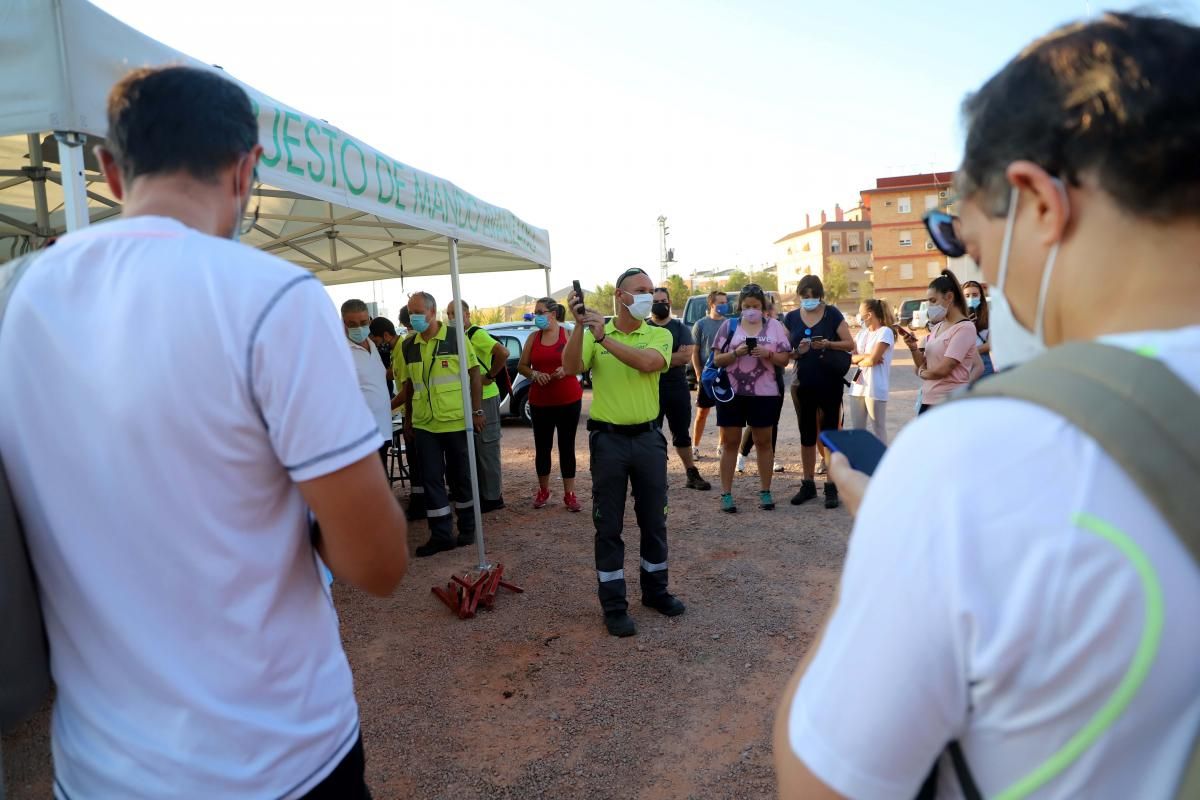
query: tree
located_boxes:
[591,282,616,315]
[474,306,506,325]
[758,272,779,292]
[723,269,750,293]
[824,260,850,304]
[664,274,689,310]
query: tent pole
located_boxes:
[447,237,488,570]
[54,132,89,232]
[544,266,551,297]
[26,134,51,240]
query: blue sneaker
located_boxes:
[721,493,737,514]
[759,490,776,510]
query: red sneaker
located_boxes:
[533,488,551,509]
[564,492,582,512]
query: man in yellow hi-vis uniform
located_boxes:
[395,292,484,557]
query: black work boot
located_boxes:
[685,467,712,491]
[824,481,840,509]
[604,611,637,637]
[415,538,455,558]
[790,480,817,505]
[641,594,686,617]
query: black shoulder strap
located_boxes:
[466,324,481,338]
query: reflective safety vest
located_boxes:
[401,328,472,432]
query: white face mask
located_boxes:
[926,303,948,324]
[622,292,654,318]
[989,184,1065,370]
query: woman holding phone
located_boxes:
[848,298,896,442]
[962,280,994,377]
[517,298,583,511]
[710,284,792,513]
[898,269,979,414]
[783,275,854,509]
[737,298,785,474]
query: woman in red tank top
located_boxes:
[517,298,583,511]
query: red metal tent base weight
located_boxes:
[431,564,524,619]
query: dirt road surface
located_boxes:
[3,355,920,799]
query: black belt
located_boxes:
[587,419,658,436]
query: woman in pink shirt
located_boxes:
[899,269,978,414]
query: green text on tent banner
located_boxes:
[251,99,541,258]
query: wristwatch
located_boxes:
[473,409,484,417]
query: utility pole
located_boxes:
[657,215,675,284]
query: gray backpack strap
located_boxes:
[966,340,1200,800]
[967,341,1200,543]
[0,252,53,731]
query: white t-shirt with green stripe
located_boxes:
[788,326,1200,799]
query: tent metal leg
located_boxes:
[544,265,551,297]
[447,237,488,570]
[26,133,50,239]
[54,132,89,232]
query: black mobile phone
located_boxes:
[812,335,827,342]
[745,336,758,351]
[571,280,586,313]
[819,429,887,477]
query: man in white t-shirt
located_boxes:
[342,298,394,465]
[0,66,408,798]
[775,13,1200,799]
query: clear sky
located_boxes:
[92,0,1174,313]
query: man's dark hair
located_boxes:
[340,299,369,316]
[797,275,825,299]
[105,66,257,183]
[959,12,1200,219]
[653,286,671,303]
[398,307,412,327]
[615,267,648,289]
[369,317,397,337]
[707,290,727,308]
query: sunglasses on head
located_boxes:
[923,210,966,258]
[615,267,648,287]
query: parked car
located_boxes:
[483,322,578,424]
[911,300,930,330]
[897,298,923,328]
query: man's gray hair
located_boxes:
[341,298,369,315]
[410,291,437,313]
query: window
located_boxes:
[866,238,873,252]
[802,242,811,252]
[850,282,860,295]
[848,243,859,253]
[899,231,912,247]
[925,194,938,211]
[830,235,841,254]
[786,247,793,255]
[927,261,941,278]
[900,263,913,280]
[848,232,860,252]
[898,196,912,214]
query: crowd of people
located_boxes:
[2,9,1198,798]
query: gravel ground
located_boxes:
[3,354,920,799]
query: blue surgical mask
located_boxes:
[801,298,821,312]
[966,296,981,310]
[533,314,550,330]
[715,303,732,316]
[347,325,370,344]
[410,314,430,333]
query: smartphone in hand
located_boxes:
[745,336,758,352]
[819,429,887,476]
[571,280,586,314]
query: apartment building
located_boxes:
[773,203,872,298]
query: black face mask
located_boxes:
[651,302,671,319]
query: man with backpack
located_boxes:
[775,12,1200,798]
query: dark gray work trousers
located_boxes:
[413,428,475,544]
[589,427,670,613]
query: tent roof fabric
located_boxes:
[0,0,550,281]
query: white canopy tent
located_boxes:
[0,0,553,567]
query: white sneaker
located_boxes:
[717,444,724,459]
[736,454,747,473]
[774,461,784,473]
[816,458,828,476]
[692,446,701,460]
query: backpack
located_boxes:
[700,318,739,403]
[916,340,1200,800]
[0,251,53,731]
